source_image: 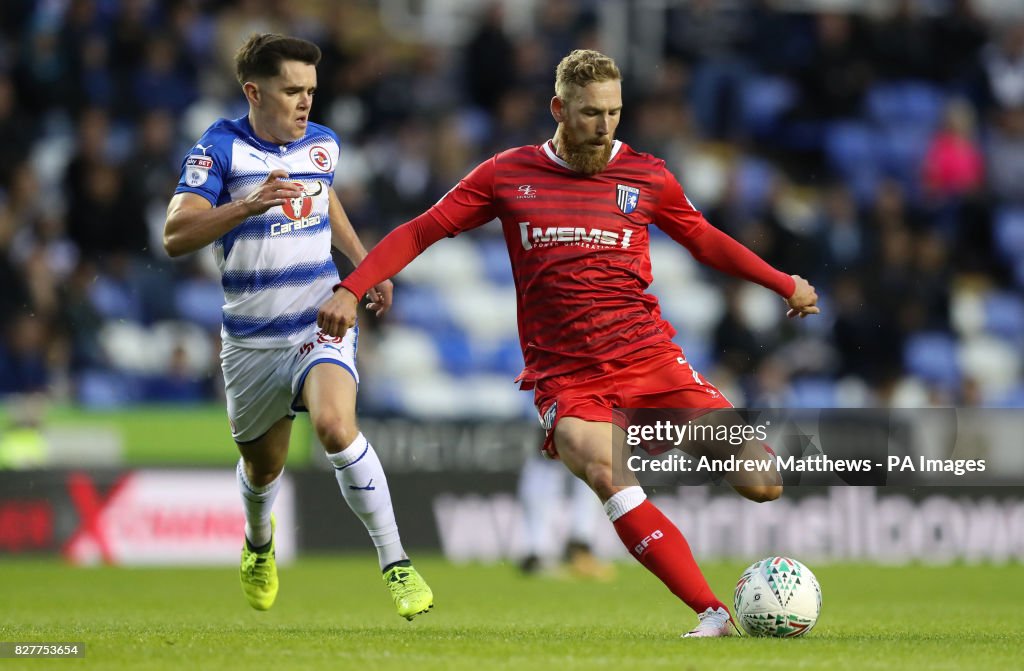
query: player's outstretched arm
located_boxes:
[163,170,302,257]
[327,187,392,317]
[319,213,448,337]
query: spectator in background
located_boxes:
[795,12,873,120]
[929,0,988,88]
[870,0,933,81]
[923,99,985,201]
[988,106,1024,203]
[463,3,517,114]
[0,313,49,395]
[980,21,1024,111]
[131,36,198,116]
[0,76,35,183]
[664,0,752,139]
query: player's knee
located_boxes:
[312,413,359,454]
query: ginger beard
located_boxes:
[555,124,613,175]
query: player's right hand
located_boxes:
[317,287,359,338]
[786,274,820,319]
[242,169,303,215]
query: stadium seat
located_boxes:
[649,238,697,287]
[877,126,932,196]
[431,328,475,376]
[391,284,455,331]
[823,122,880,204]
[788,377,838,408]
[372,326,443,379]
[733,156,776,216]
[174,278,224,330]
[653,279,724,339]
[866,82,945,130]
[982,292,1024,343]
[476,235,514,285]
[76,370,142,409]
[903,331,961,388]
[993,207,1024,263]
[959,334,1022,395]
[443,284,518,340]
[740,76,797,137]
[397,234,484,287]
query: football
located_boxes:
[733,556,822,637]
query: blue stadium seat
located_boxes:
[481,337,524,376]
[77,370,142,409]
[174,278,223,330]
[983,292,1024,343]
[903,332,960,388]
[986,383,1024,408]
[993,207,1024,263]
[391,284,454,331]
[734,157,775,215]
[477,235,514,285]
[866,82,944,130]
[878,126,931,194]
[740,76,796,137]
[788,377,838,409]
[430,328,475,377]
[823,122,880,204]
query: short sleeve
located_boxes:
[175,134,229,206]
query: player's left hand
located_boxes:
[366,279,393,317]
[786,274,820,319]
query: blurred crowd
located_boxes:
[1,0,1023,416]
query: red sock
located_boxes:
[613,499,725,614]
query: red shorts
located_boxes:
[533,341,733,458]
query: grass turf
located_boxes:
[1,556,1020,670]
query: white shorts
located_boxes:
[221,325,359,443]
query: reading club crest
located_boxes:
[617,184,640,214]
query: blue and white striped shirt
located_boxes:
[175,115,340,348]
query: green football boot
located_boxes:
[239,515,278,611]
[383,564,434,620]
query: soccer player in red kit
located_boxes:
[319,49,820,637]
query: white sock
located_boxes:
[602,486,647,523]
[237,458,282,548]
[517,455,563,557]
[326,433,407,569]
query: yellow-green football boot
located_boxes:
[239,515,278,611]
[383,563,434,620]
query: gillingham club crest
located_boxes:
[617,184,640,214]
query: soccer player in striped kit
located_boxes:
[323,49,819,637]
[163,33,432,619]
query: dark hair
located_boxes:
[235,33,321,85]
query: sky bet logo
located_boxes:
[634,529,663,556]
[519,222,633,250]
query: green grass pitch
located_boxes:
[2,556,1020,670]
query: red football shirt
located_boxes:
[431,140,711,382]
[342,140,794,384]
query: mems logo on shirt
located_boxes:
[519,222,633,250]
[271,181,324,236]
